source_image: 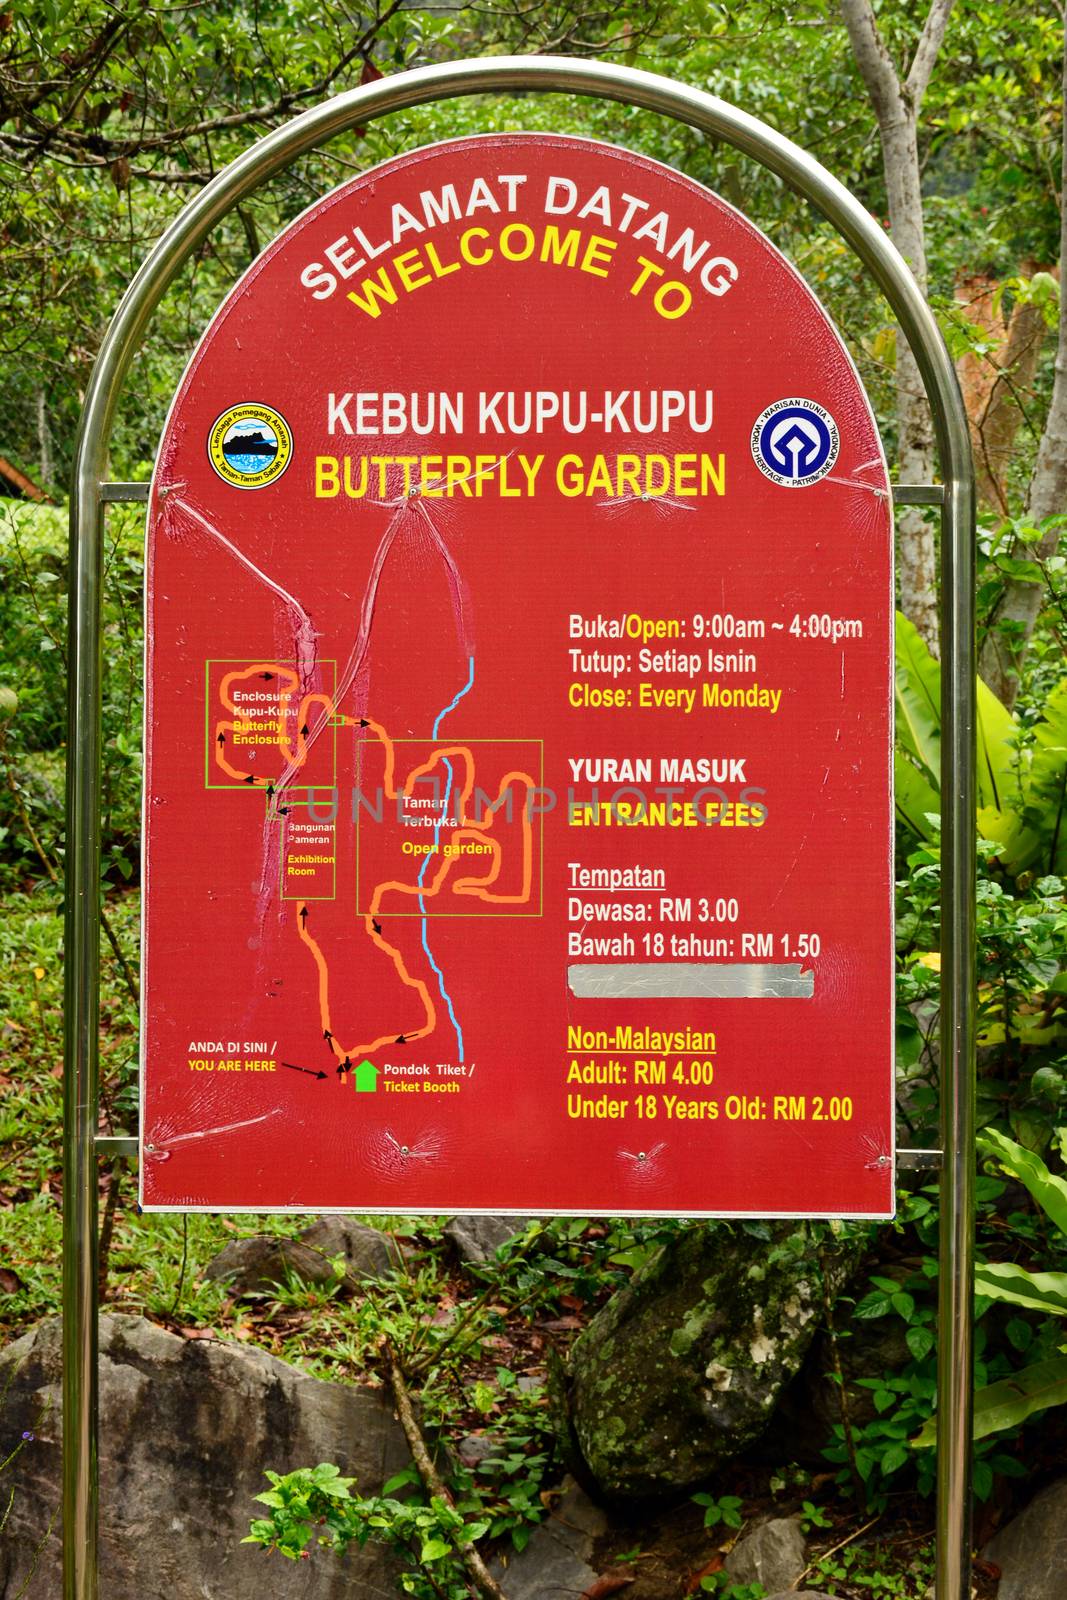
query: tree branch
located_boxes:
[838,0,905,129]
[382,1341,509,1600]
[905,0,958,106]
[2,0,404,168]
[839,0,956,123]
[0,15,127,120]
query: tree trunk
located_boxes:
[979,31,1067,705]
[883,110,939,650]
[956,271,1048,516]
[840,0,957,654]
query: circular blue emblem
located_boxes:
[208,402,293,488]
[751,398,839,487]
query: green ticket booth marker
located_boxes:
[354,1060,379,1094]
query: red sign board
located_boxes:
[140,134,894,1216]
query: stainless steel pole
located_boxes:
[63,471,103,1598]
[64,53,976,1600]
[937,467,978,1597]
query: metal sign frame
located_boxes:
[63,55,976,1600]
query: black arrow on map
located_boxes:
[358,718,370,728]
[266,783,275,796]
[372,918,382,934]
[278,805,290,815]
[301,723,310,737]
[259,672,275,681]
[282,1060,327,1081]
[395,1034,407,1044]
[299,906,309,927]
[217,732,225,746]
[323,1028,333,1047]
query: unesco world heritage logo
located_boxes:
[750,398,839,488]
[208,402,293,489]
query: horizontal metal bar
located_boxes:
[898,1147,944,1171]
[894,485,945,506]
[95,1136,138,1158]
[99,482,149,503]
[109,478,944,508]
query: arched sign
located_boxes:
[140,132,894,1215]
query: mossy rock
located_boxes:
[565,1222,863,1500]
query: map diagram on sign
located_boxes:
[179,481,541,1079]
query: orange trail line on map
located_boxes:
[214,663,335,783]
[296,902,438,1057]
[212,663,536,1068]
[398,751,535,898]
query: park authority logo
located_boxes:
[751,398,839,488]
[208,402,293,489]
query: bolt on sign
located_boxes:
[140,133,894,1216]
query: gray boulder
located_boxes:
[0,1314,407,1600]
[489,1477,606,1598]
[456,1432,502,1466]
[445,1215,538,1265]
[985,1477,1067,1600]
[203,1233,346,1294]
[726,1516,807,1593]
[299,1217,403,1281]
[566,1223,862,1500]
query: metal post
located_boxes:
[64,54,976,1600]
[63,470,104,1599]
[937,469,978,1597]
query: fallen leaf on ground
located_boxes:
[581,1575,635,1599]
[686,1555,724,1593]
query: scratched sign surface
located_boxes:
[140,134,894,1215]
